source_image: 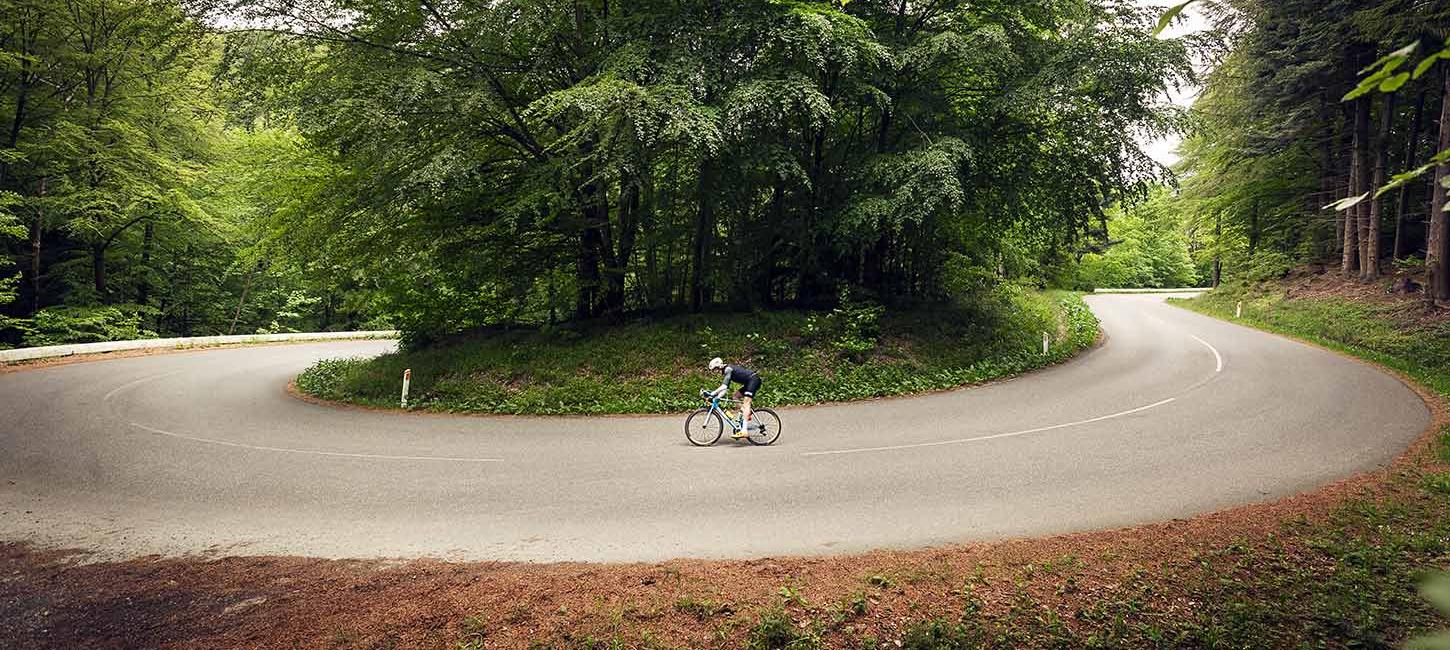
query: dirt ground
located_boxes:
[1275,265,1449,328]
[2,285,1446,649]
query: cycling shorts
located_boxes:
[740,375,761,398]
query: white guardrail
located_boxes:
[0,330,399,364]
[1091,288,1207,294]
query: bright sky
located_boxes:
[1136,0,1211,167]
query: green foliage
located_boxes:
[747,606,820,650]
[17,305,156,347]
[212,0,1190,342]
[297,290,1099,414]
[899,618,982,649]
[800,293,885,361]
[1152,1,1198,38]
[1172,0,1450,283]
[674,596,730,621]
[1345,41,1422,101]
[1413,573,1450,650]
[0,2,382,347]
[1068,188,1200,289]
[455,614,488,650]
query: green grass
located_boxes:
[296,287,1099,415]
[1170,286,1450,396]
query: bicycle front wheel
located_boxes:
[746,408,782,446]
[685,409,723,446]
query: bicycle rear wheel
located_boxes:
[746,408,781,446]
[685,409,723,446]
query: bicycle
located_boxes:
[685,389,782,446]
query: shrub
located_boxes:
[747,606,820,650]
[18,305,157,347]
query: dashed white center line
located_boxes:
[804,329,1226,458]
[801,397,1177,457]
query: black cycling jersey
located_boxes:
[717,365,762,398]
[721,365,758,386]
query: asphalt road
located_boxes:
[0,294,1430,562]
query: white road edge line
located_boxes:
[1191,334,1224,373]
[801,397,1176,457]
[105,370,503,463]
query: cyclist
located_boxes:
[708,357,761,438]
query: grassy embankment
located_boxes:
[296,288,1098,415]
[1173,282,1450,396]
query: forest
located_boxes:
[0,0,1194,349]
[1,0,1446,351]
[1173,0,1449,299]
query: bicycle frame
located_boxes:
[704,396,746,431]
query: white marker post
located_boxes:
[1236,301,1243,319]
[400,368,412,408]
[1042,331,1050,355]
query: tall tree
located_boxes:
[1429,65,1449,302]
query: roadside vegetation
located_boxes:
[297,288,1097,415]
[1175,271,1450,395]
[1056,189,1203,291]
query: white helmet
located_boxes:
[708,357,724,370]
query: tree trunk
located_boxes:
[27,177,44,315]
[602,179,639,316]
[1248,199,1260,257]
[797,127,829,306]
[1342,104,1362,275]
[91,244,107,301]
[228,261,261,335]
[1394,88,1428,260]
[641,176,659,310]
[1428,66,1450,303]
[1351,93,1372,277]
[1333,126,1348,259]
[136,219,153,306]
[575,175,605,320]
[1364,91,1394,280]
[1318,124,1336,261]
[1,19,33,189]
[321,293,334,330]
[690,159,716,312]
[1212,211,1222,288]
[577,216,603,320]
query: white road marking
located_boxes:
[124,420,503,463]
[1191,334,1223,373]
[103,370,187,402]
[801,397,1176,457]
[805,312,1226,458]
[105,370,503,463]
